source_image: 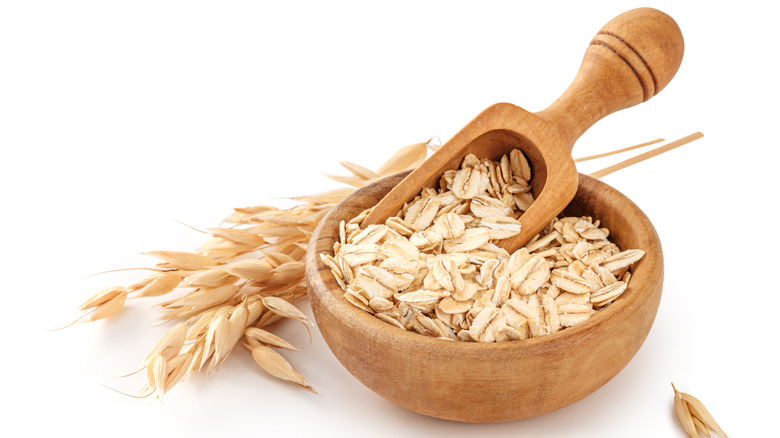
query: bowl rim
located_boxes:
[305,171,663,355]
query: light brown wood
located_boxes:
[306,172,664,422]
[363,7,684,253]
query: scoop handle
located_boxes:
[536,8,684,149]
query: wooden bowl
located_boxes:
[304,171,663,423]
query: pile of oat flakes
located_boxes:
[321,149,644,342]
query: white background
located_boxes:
[2,1,777,436]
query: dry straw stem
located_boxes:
[75,139,435,398]
[588,132,703,179]
[672,383,728,438]
[573,138,664,162]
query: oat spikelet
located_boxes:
[214,305,249,366]
[375,140,431,176]
[673,383,728,438]
[339,160,379,180]
[133,272,181,298]
[144,322,188,363]
[85,289,127,322]
[164,353,193,394]
[673,383,701,438]
[221,259,273,281]
[184,269,236,287]
[207,228,266,247]
[205,314,229,373]
[261,296,310,325]
[244,327,298,351]
[80,286,124,310]
[144,251,218,271]
[146,354,167,401]
[247,345,315,392]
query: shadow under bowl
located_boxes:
[304,171,663,423]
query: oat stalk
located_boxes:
[573,138,664,162]
[74,139,435,398]
[588,132,703,179]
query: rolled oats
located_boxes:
[328,149,645,342]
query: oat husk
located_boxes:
[672,384,728,438]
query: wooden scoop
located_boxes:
[363,7,684,252]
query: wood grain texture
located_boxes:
[305,172,664,423]
[363,7,684,253]
[537,7,684,146]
